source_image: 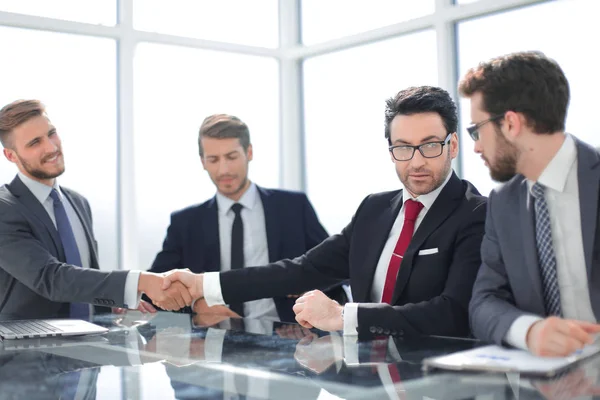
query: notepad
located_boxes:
[423,344,600,377]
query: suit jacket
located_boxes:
[469,138,600,345]
[148,185,332,322]
[219,172,487,338]
[0,175,129,320]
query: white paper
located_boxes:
[426,344,600,374]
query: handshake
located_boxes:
[137,269,205,311]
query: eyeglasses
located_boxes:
[389,134,452,162]
[466,114,504,141]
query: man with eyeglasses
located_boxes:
[160,86,487,339]
[461,51,600,357]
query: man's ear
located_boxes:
[246,144,253,162]
[449,132,459,159]
[3,148,17,164]
[502,111,524,142]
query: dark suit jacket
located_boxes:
[470,137,600,345]
[0,175,129,320]
[148,185,332,322]
[218,172,487,338]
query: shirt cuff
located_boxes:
[343,303,359,336]
[505,315,543,350]
[124,271,142,309]
[204,328,226,362]
[203,272,226,307]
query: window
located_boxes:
[134,43,279,269]
[301,0,434,45]
[133,0,279,48]
[303,31,438,234]
[458,0,599,195]
[0,27,118,270]
[0,0,116,25]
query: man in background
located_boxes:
[148,114,344,322]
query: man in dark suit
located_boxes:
[161,86,487,339]
[147,114,337,322]
[460,51,600,356]
[0,100,190,320]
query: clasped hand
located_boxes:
[139,269,203,311]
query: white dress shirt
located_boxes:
[204,182,280,321]
[18,173,140,311]
[342,171,453,335]
[505,135,596,349]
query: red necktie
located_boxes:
[381,199,424,304]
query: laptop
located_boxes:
[1,334,109,350]
[0,319,108,340]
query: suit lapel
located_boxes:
[8,176,64,260]
[391,173,462,304]
[203,197,221,271]
[61,188,99,269]
[355,190,403,303]
[576,140,600,279]
[518,179,544,304]
[258,186,280,262]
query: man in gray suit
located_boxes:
[460,51,600,357]
[0,99,191,320]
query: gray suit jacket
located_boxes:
[470,137,600,344]
[0,175,129,320]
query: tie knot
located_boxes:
[231,203,243,216]
[404,199,424,221]
[49,189,61,204]
[532,182,545,199]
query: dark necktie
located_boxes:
[49,189,90,319]
[381,199,424,304]
[229,203,245,317]
[531,183,562,316]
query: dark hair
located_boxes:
[384,86,458,145]
[458,51,569,134]
[198,114,251,157]
[0,99,46,148]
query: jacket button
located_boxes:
[384,329,390,335]
[391,330,398,336]
[370,326,377,333]
[398,330,404,336]
[377,327,384,334]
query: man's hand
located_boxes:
[526,317,600,357]
[293,290,343,331]
[192,298,240,327]
[162,270,204,300]
[138,272,193,311]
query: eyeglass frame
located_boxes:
[466,114,505,141]
[388,133,453,162]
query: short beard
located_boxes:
[17,152,64,181]
[489,126,518,182]
[401,147,452,196]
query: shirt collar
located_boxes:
[18,172,61,205]
[402,170,453,210]
[527,134,575,194]
[216,181,258,215]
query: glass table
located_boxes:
[1,311,598,399]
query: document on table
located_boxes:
[423,343,600,377]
